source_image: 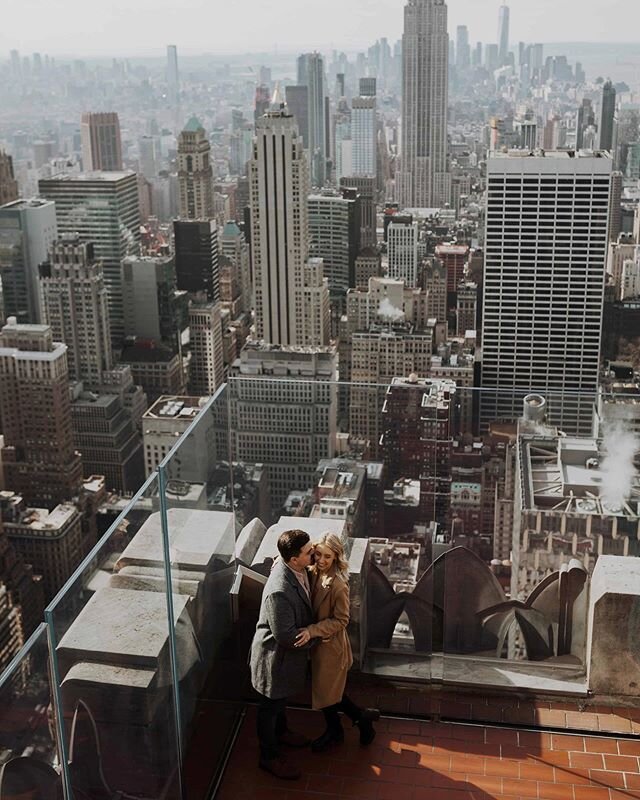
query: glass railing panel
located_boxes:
[45,474,183,800]
[158,386,242,799]
[0,625,63,798]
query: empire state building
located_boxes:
[397,0,451,209]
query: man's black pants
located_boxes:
[256,693,288,761]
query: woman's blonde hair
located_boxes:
[314,533,350,582]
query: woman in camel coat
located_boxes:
[294,533,379,752]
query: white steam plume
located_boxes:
[377,298,405,322]
[600,421,640,511]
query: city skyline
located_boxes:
[1,0,639,57]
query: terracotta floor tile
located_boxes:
[466,775,504,795]
[537,781,575,800]
[588,769,627,789]
[519,762,557,782]
[575,788,614,800]
[551,734,585,752]
[586,738,619,755]
[603,754,639,772]
[569,752,605,770]
[483,759,521,779]
[214,707,640,800]
[339,777,379,797]
[501,777,540,797]
[618,740,640,757]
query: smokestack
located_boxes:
[523,394,546,423]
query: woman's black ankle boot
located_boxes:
[311,725,344,753]
[357,718,376,746]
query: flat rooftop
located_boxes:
[0,198,54,211]
[42,170,136,182]
[519,434,640,517]
[492,149,613,160]
[144,396,205,420]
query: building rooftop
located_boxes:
[144,396,206,420]
[492,148,613,160]
[42,170,136,182]
[183,116,204,133]
[519,432,640,517]
[0,198,54,211]
[4,503,77,532]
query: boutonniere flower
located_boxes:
[321,574,333,589]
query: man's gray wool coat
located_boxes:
[250,558,315,700]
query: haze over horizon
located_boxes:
[1,0,639,58]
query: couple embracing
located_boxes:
[249,529,380,780]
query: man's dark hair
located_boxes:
[277,529,310,563]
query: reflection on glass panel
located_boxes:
[159,388,243,797]
[46,474,183,800]
[0,627,62,798]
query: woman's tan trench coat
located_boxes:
[307,567,354,710]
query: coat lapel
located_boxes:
[281,561,312,610]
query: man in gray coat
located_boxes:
[250,529,316,780]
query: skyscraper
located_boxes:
[40,236,113,386]
[229,343,338,508]
[284,85,309,147]
[388,216,419,287]
[250,102,329,346]
[39,172,140,344]
[498,5,510,66]
[173,219,219,302]
[122,254,187,349]
[481,151,613,435]
[456,25,470,70]
[398,0,450,208]
[576,99,595,150]
[188,302,224,397]
[0,199,57,324]
[80,112,123,172]
[167,45,179,108]
[0,151,19,206]
[298,53,327,186]
[0,320,83,507]
[220,220,251,314]
[599,80,617,152]
[177,117,214,220]
[308,189,361,315]
[351,97,377,178]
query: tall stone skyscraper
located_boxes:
[599,80,617,152]
[177,117,214,220]
[80,112,123,171]
[0,320,83,507]
[297,53,327,187]
[0,150,19,205]
[498,5,510,66]
[398,0,450,209]
[250,100,329,346]
[40,236,113,386]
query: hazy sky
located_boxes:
[1,0,638,57]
